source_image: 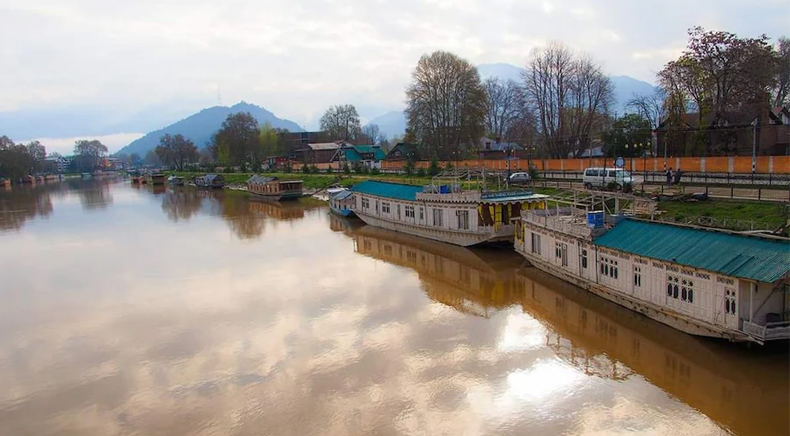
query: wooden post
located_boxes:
[749,282,755,323]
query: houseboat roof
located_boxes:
[351,180,425,201]
[248,175,277,184]
[595,219,790,283]
[331,190,353,200]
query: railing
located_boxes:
[416,191,481,202]
[540,170,790,186]
[522,211,598,239]
[742,320,790,341]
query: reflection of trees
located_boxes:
[74,181,113,210]
[0,184,54,231]
[161,189,203,222]
[221,195,266,240]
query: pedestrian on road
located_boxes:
[673,169,682,185]
[666,168,673,188]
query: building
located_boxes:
[655,105,790,157]
[44,156,71,173]
[278,131,330,155]
[384,143,423,162]
[291,141,347,164]
[478,138,524,159]
[515,201,790,344]
[340,144,387,169]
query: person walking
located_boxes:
[666,167,673,188]
[673,169,682,185]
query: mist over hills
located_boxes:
[116,102,302,156]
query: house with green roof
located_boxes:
[340,144,387,169]
[516,205,790,344]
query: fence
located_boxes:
[380,156,790,175]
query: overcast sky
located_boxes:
[1,0,788,153]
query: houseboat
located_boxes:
[246,175,303,201]
[146,173,166,186]
[0,178,10,188]
[350,174,548,247]
[167,175,185,186]
[514,196,790,344]
[195,174,225,189]
[328,189,355,217]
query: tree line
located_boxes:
[0,136,113,179]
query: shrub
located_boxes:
[428,158,440,176]
[416,168,426,177]
[343,162,351,174]
[370,167,381,175]
[326,166,333,174]
[301,165,310,174]
[404,160,414,176]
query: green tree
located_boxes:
[601,114,652,158]
[209,112,260,167]
[144,149,161,167]
[0,136,35,179]
[258,122,281,159]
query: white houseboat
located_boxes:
[350,177,548,247]
[514,197,790,344]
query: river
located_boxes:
[0,179,787,436]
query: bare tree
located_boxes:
[361,123,385,144]
[525,42,612,158]
[484,78,525,141]
[627,89,666,130]
[406,51,486,159]
[320,104,361,141]
[774,36,790,107]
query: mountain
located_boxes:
[366,110,406,140]
[116,101,303,156]
[476,63,658,115]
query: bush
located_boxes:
[301,165,310,174]
[416,168,426,177]
[342,162,351,175]
[528,167,539,180]
[326,166,333,174]
[404,160,414,176]
[310,165,319,174]
[370,167,380,175]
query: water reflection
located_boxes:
[75,180,114,210]
[352,225,790,436]
[0,184,54,231]
[0,182,786,436]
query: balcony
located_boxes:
[521,209,607,240]
[742,320,790,342]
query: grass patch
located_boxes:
[658,200,788,231]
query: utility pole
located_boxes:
[751,116,759,181]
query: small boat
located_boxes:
[246,175,303,201]
[326,184,346,195]
[167,175,185,186]
[146,173,166,186]
[194,174,226,189]
[329,189,355,217]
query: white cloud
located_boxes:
[20,133,145,155]
[1,0,787,137]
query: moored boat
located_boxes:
[146,173,166,185]
[350,171,548,247]
[195,174,225,189]
[167,175,185,186]
[328,189,355,217]
[246,175,303,201]
[513,193,790,344]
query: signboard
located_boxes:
[615,156,624,168]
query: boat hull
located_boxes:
[516,248,750,342]
[329,206,354,217]
[355,211,499,247]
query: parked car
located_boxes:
[583,167,633,191]
[508,172,531,185]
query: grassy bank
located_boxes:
[657,200,787,231]
[169,171,434,190]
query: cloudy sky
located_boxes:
[1,0,788,153]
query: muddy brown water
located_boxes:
[0,180,787,436]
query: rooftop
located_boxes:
[351,180,425,201]
[595,219,790,283]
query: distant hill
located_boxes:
[116,101,303,156]
[366,110,407,140]
[477,63,658,115]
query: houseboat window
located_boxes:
[531,233,541,254]
[612,266,618,279]
[605,264,609,275]
[601,263,606,275]
[634,266,642,287]
[457,210,470,230]
[382,202,390,213]
[681,287,687,301]
[555,243,562,258]
[405,205,415,218]
[673,285,679,299]
[688,290,694,303]
[362,198,370,209]
[726,299,731,313]
[397,204,401,219]
[582,249,588,269]
[667,284,673,297]
[725,289,737,314]
[419,207,424,221]
[433,208,443,227]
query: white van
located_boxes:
[583,168,634,190]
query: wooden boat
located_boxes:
[146,173,166,185]
[167,175,185,186]
[195,174,225,189]
[350,170,548,247]
[246,175,303,201]
[328,189,355,217]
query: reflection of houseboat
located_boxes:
[248,200,309,220]
[515,195,790,344]
[167,175,185,186]
[195,174,225,189]
[246,175,303,201]
[329,213,363,233]
[351,224,790,435]
[0,178,10,188]
[350,172,548,247]
[328,189,354,217]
